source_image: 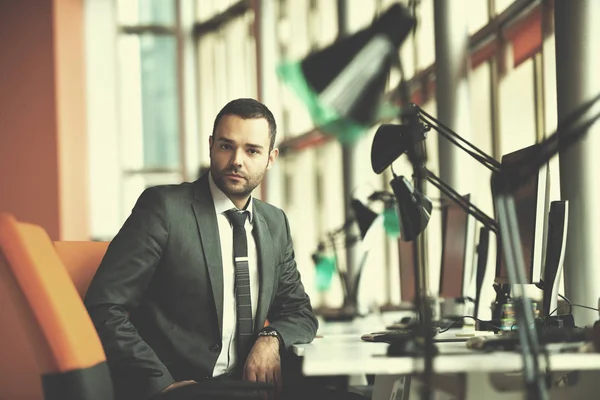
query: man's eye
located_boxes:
[220,144,231,150]
[248,149,259,155]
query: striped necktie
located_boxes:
[224,209,254,367]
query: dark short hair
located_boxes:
[212,98,277,151]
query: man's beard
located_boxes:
[215,168,263,199]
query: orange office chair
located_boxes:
[52,230,273,399]
[53,241,109,299]
[0,213,114,400]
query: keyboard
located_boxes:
[386,318,461,331]
[361,327,439,343]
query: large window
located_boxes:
[87,0,560,311]
[118,34,180,170]
[87,0,197,239]
[195,1,258,172]
[116,0,185,217]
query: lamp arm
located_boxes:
[332,217,356,236]
[425,168,498,234]
[415,106,501,173]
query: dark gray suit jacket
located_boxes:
[84,174,318,400]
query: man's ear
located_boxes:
[266,148,279,170]
[209,135,214,148]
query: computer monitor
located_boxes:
[541,200,569,317]
[439,195,475,299]
[495,144,550,284]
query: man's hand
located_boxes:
[243,336,282,398]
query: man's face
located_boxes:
[209,115,278,204]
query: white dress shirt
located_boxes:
[208,173,259,376]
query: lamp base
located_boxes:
[386,328,440,357]
[316,305,360,322]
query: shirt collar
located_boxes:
[208,171,254,223]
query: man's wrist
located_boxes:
[256,335,279,346]
[258,327,285,355]
[257,330,279,339]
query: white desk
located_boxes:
[297,336,600,376]
[293,315,600,400]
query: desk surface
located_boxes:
[293,313,600,377]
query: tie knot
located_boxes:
[225,209,247,228]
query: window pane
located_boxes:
[196,14,257,150]
[284,0,311,59]
[312,0,338,48]
[468,62,496,318]
[468,0,489,34]
[196,0,240,22]
[347,0,377,32]
[277,0,314,135]
[197,33,217,154]
[469,62,493,214]
[416,0,435,71]
[495,0,516,15]
[117,0,175,26]
[498,59,536,157]
[118,34,180,170]
[286,150,320,301]
[223,15,257,100]
[196,0,217,21]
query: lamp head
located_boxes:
[371,106,429,174]
[351,199,379,239]
[277,3,416,143]
[371,124,414,174]
[391,175,432,241]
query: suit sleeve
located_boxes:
[266,211,319,349]
[84,187,174,399]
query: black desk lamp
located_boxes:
[276,0,418,322]
[372,94,600,400]
[373,118,501,321]
[277,3,416,143]
[312,197,385,321]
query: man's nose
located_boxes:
[230,148,244,167]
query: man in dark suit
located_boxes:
[85,98,318,400]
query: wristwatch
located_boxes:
[257,330,279,338]
[257,327,285,354]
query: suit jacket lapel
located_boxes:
[253,210,275,331]
[192,176,224,336]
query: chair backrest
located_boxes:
[54,241,109,299]
[0,213,113,400]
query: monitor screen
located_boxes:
[439,195,471,299]
[495,144,549,284]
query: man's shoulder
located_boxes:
[139,181,196,205]
[252,199,287,225]
[144,181,195,195]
